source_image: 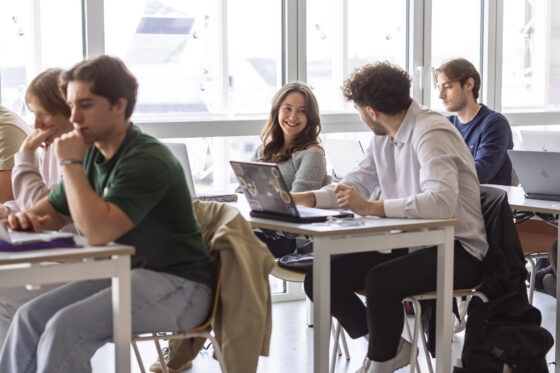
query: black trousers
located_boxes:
[304,241,481,361]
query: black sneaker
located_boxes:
[535,266,554,291]
[543,274,557,298]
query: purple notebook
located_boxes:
[0,237,79,252]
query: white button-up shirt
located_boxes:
[315,100,488,260]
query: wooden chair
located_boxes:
[131,265,227,373]
[516,219,557,303]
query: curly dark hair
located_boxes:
[342,62,412,115]
[435,58,481,100]
[59,55,138,120]
[258,82,322,163]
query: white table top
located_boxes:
[0,240,134,266]
[484,184,560,214]
[231,196,458,236]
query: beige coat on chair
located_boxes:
[167,200,274,373]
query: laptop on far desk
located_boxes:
[507,150,560,201]
[163,142,238,202]
[519,130,560,152]
[230,160,353,223]
[324,138,364,181]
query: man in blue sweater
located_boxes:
[436,58,513,185]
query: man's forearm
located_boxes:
[61,164,132,244]
[62,165,109,237]
[291,191,316,207]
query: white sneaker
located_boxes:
[355,338,413,373]
[454,299,469,333]
[355,356,372,373]
[392,338,412,371]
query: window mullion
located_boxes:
[218,0,228,112]
[30,0,42,76]
[82,0,105,59]
[482,0,503,111]
[409,0,429,105]
[331,0,348,96]
[283,0,301,84]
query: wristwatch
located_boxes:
[60,159,83,167]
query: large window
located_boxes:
[502,0,560,111]
[306,0,407,112]
[0,0,82,114]
[430,0,481,111]
[104,0,281,117]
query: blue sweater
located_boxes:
[448,105,513,185]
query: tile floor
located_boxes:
[91,288,558,372]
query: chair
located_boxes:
[515,219,557,303]
[131,263,227,373]
[270,260,351,373]
[403,284,488,373]
[330,290,422,372]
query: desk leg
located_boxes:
[313,236,331,373]
[435,226,454,373]
[554,229,560,373]
[112,255,131,373]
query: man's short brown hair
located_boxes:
[435,58,481,100]
[342,61,412,115]
[60,55,138,120]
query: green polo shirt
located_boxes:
[48,125,213,287]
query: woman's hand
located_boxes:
[20,127,58,151]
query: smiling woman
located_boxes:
[254,81,327,192]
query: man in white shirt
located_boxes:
[293,62,488,373]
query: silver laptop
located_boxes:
[324,138,364,181]
[230,161,353,223]
[0,224,73,245]
[519,130,560,152]
[163,142,237,202]
[507,150,560,201]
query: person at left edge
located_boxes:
[0,55,214,373]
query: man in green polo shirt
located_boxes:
[0,55,214,372]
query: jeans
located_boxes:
[0,283,63,346]
[304,248,409,338]
[0,268,212,373]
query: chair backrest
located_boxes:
[479,186,528,302]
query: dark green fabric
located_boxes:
[48,125,213,287]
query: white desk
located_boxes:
[0,242,134,373]
[233,199,457,373]
[486,184,560,372]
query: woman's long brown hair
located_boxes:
[258,82,322,163]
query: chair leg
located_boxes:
[330,322,342,357]
[411,299,434,373]
[409,299,422,373]
[153,336,169,373]
[330,321,342,373]
[208,334,228,373]
[132,340,146,373]
[528,256,536,304]
[339,328,351,360]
